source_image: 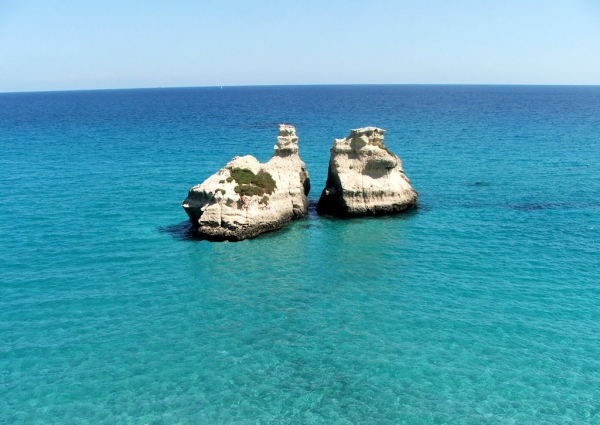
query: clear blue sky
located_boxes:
[1,0,599,92]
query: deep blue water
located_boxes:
[1,85,600,424]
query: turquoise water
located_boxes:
[1,85,600,424]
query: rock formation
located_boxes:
[316,127,417,216]
[182,125,310,241]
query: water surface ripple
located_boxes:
[1,86,600,424]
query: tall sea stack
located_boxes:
[182,125,310,241]
[317,127,417,216]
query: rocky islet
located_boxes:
[182,124,310,241]
[316,127,418,216]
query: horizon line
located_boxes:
[2,82,599,95]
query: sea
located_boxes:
[1,85,599,424]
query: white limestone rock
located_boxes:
[317,127,417,216]
[182,125,310,241]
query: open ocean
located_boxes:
[1,85,600,424]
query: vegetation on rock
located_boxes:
[229,167,276,197]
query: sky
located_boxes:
[0,0,599,92]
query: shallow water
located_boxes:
[1,85,600,423]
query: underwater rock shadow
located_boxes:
[313,202,424,220]
[465,181,492,187]
[508,201,600,212]
[160,199,422,242]
[157,219,300,242]
[510,202,566,211]
[157,221,203,242]
[307,198,319,219]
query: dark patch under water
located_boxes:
[466,181,492,187]
[157,221,199,241]
[509,201,600,211]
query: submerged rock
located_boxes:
[182,125,310,241]
[317,127,417,216]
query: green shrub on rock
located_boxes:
[229,168,276,197]
[253,171,276,194]
[230,168,255,185]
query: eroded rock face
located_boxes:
[182,125,310,241]
[316,127,417,216]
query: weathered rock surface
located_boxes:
[317,127,417,216]
[182,125,310,241]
